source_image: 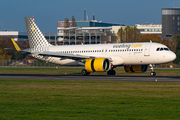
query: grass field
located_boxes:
[0,79,180,119]
[0,67,180,76]
[0,67,180,119]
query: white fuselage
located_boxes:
[31,42,176,66]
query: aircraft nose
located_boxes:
[169,52,176,61]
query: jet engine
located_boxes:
[124,65,149,73]
[85,58,111,72]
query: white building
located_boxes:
[0,31,28,41]
[57,27,118,44]
[111,24,162,36]
[136,24,162,36]
[0,31,56,43]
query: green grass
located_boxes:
[0,79,180,119]
[0,67,180,76]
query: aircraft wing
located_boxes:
[10,38,94,60]
[31,51,94,60]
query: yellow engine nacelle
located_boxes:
[85,58,111,72]
[124,65,149,73]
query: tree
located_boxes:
[64,18,70,28]
[1,36,24,59]
[0,37,12,60]
[138,34,162,43]
[173,34,180,64]
[116,26,141,43]
[64,18,70,34]
[116,28,124,43]
[162,39,172,50]
[72,16,77,27]
[171,35,179,52]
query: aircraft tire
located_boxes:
[107,70,116,75]
[81,69,90,76]
[150,72,156,76]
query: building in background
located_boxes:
[0,31,28,41]
[162,8,180,40]
[136,23,162,36]
[0,31,57,43]
[57,27,118,45]
[57,20,125,45]
[57,20,123,28]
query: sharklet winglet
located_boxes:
[11,38,21,51]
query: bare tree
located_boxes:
[116,26,141,43]
[72,16,77,27]
[64,18,70,34]
[64,18,70,28]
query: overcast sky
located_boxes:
[0,0,180,33]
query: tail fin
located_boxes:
[11,38,21,51]
[24,17,51,48]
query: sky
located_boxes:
[0,0,180,33]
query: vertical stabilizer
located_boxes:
[24,17,51,48]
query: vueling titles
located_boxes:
[113,44,142,49]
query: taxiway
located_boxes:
[0,74,180,82]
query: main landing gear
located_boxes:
[81,69,90,76]
[107,65,116,75]
[149,64,156,76]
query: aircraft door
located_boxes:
[144,45,151,56]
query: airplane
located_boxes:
[11,17,176,76]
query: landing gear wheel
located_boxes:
[107,70,116,75]
[149,64,156,76]
[150,72,156,76]
[81,69,90,76]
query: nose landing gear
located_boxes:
[149,64,156,76]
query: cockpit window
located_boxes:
[164,48,169,51]
[156,47,170,51]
